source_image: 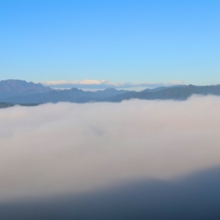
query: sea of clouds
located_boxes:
[1,96,220,219]
[0,95,220,203]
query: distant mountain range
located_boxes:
[0,79,52,98]
[1,80,220,107]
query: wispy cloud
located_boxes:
[41,79,184,90]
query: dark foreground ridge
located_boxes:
[0,102,39,109]
[1,80,220,105]
[0,102,13,108]
[1,166,220,220]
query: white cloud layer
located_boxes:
[0,96,220,202]
[41,79,184,90]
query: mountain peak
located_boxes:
[70,87,81,91]
[104,88,117,91]
[0,79,52,98]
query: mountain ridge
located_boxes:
[1,80,220,105]
[0,79,52,98]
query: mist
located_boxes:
[1,96,220,219]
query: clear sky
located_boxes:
[0,0,220,86]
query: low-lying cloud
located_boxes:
[0,96,220,203]
[41,79,184,90]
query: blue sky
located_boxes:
[0,0,220,88]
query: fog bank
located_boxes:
[0,96,220,202]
